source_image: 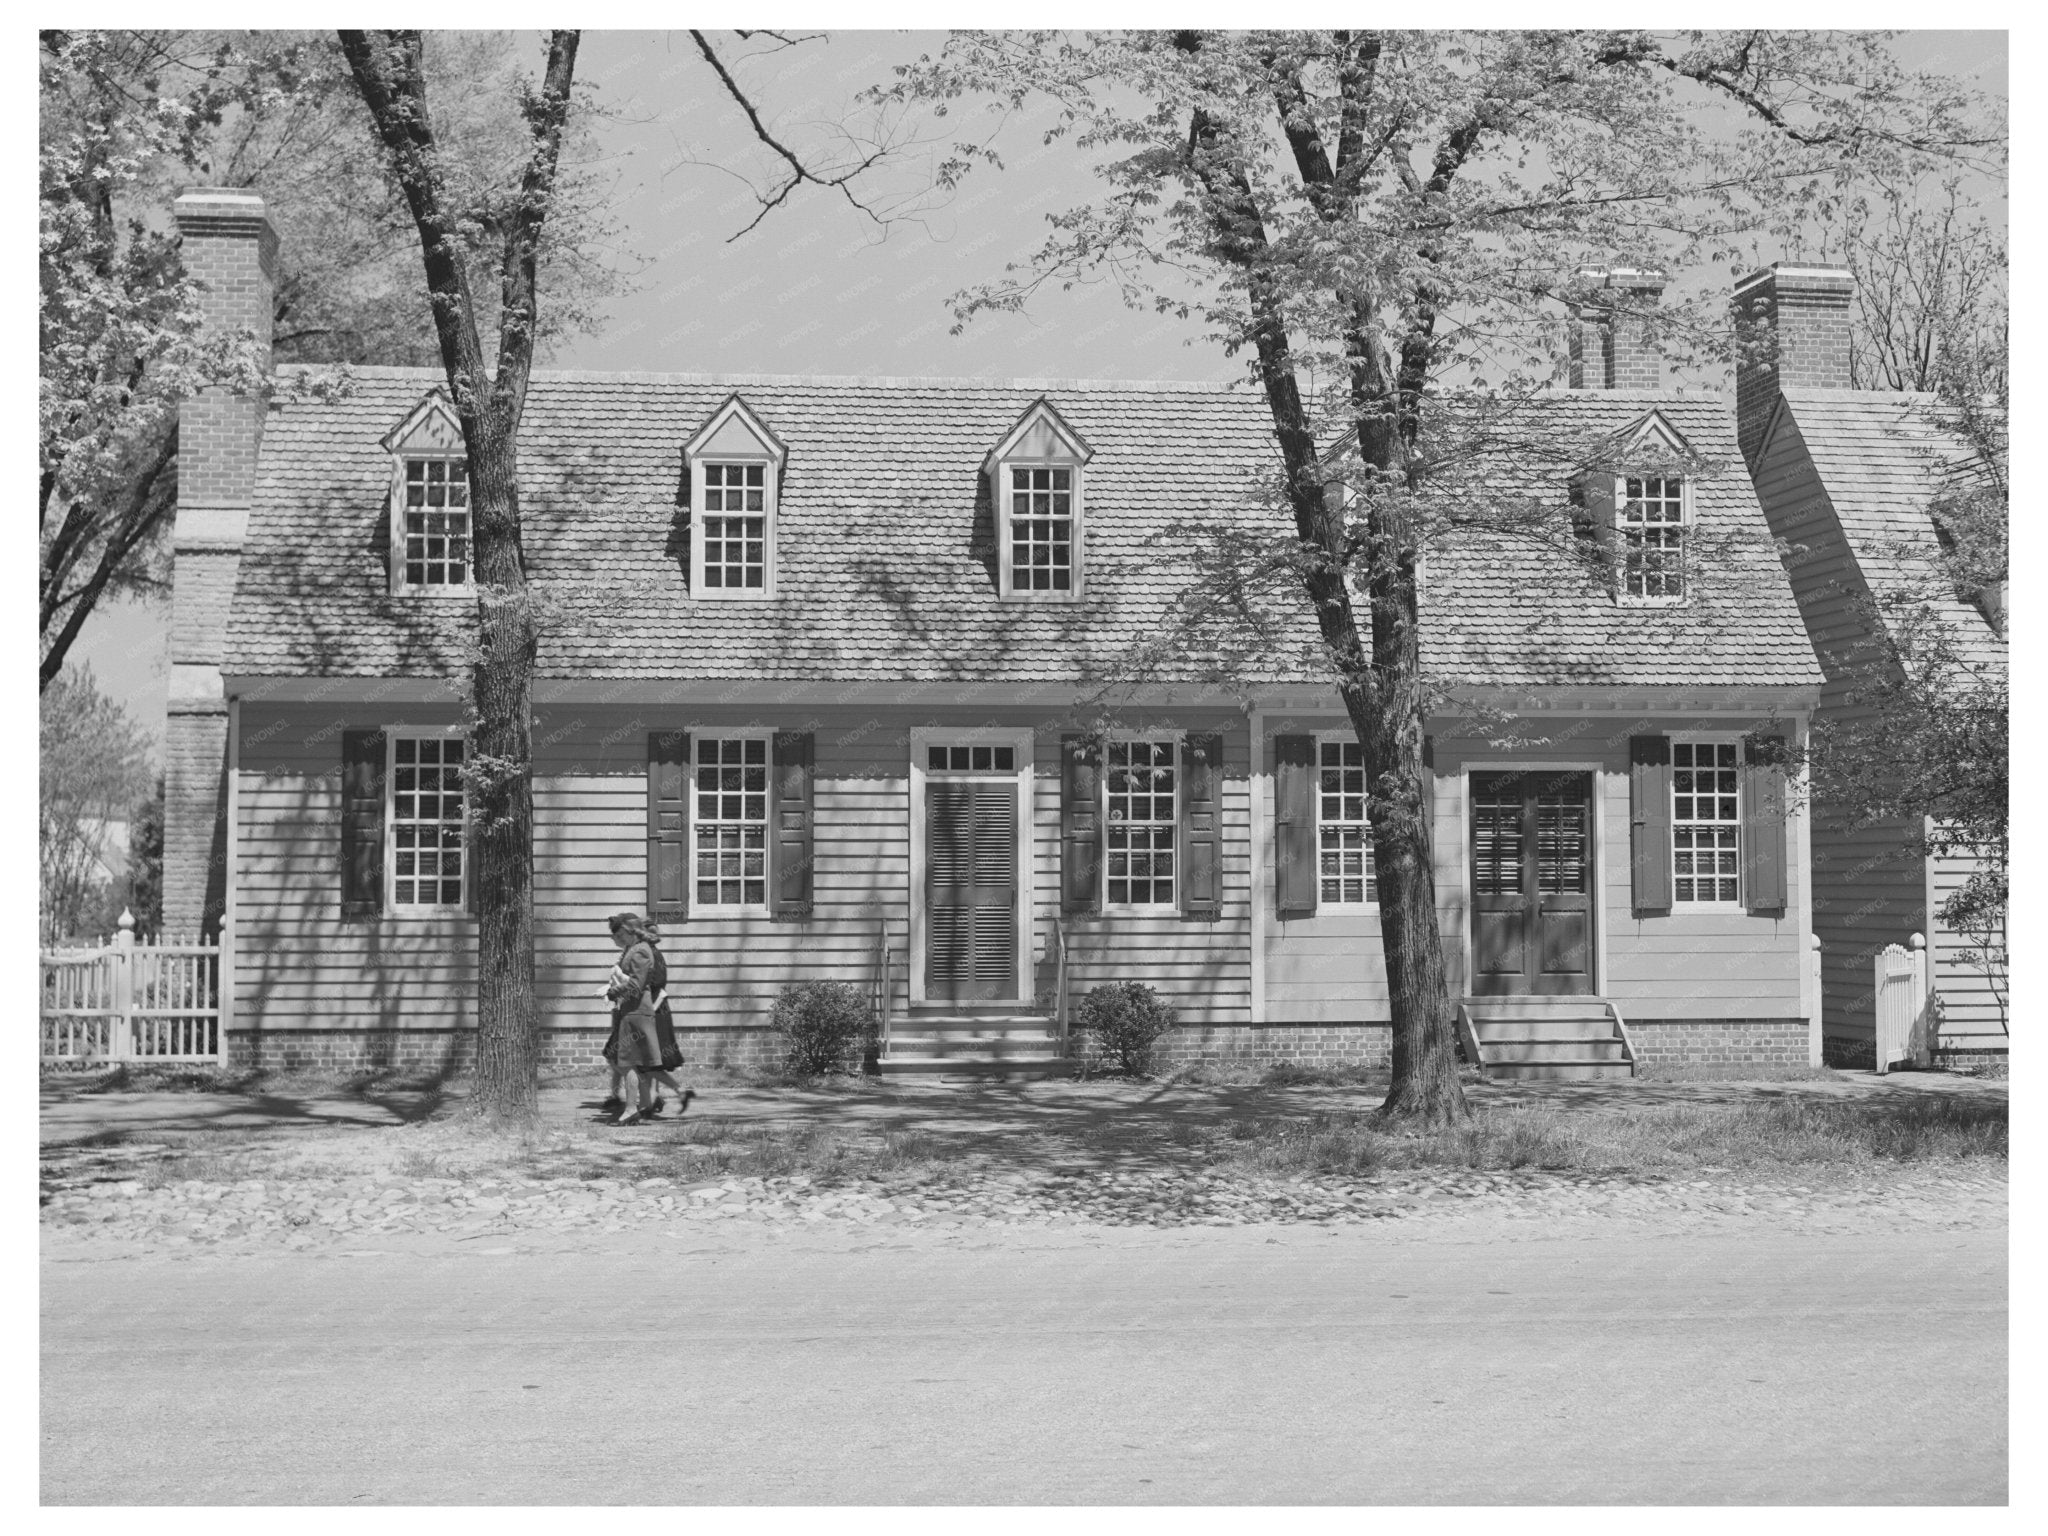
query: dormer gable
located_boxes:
[684,393,787,471]
[380,390,465,456]
[982,396,1094,476]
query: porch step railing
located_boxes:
[40,910,224,1064]
[1051,915,1072,1057]
[873,919,894,1064]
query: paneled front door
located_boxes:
[924,780,1019,1002]
[1470,770,1596,996]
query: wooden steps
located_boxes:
[1458,997,1636,1082]
[877,1008,1075,1079]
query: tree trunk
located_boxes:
[465,416,540,1125]
[1352,674,1465,1124]
[1358,492,1467,1126]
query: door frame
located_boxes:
[908,726,1036,1007]
[1453,760,1608,998]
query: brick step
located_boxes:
[1471,1017,1616,1043]
[1484,1060,1635,1082]
[903,1004,1051,1021]
[876,1055,1076,1081]
[1480,1038,1630,1065]
[884,1030,1060,1055]
[1462,996,1609,1020]
[894,1014,1053,1034]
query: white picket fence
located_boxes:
[41,911,224,1063]
[1873,932,1931,1075]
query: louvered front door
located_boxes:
[1470,770,1596,996]
[925,781,1019,1002]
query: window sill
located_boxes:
[1102,903,1181,916]
[394,586,475,598]
[1614,594,1689,608]
[998,588,1085,604]
[688,589,776,602]
[1667,901,1748,915]
[688,905,774,919]
[383,907,472,919]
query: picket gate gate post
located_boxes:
[1807,934,1824,1068]
[110,910,136,1064]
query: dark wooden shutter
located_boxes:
[647,731,689,923]
[340,729,387,920]
[1629,734,1673,914]
[1180,733,1222,919]
[1742,734,1790,912]
[772,730,814,917]
[1061,734,1100,914]
[1274,734,1317,915]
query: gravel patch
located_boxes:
[38,1159,2005,1256]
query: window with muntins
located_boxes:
[1620,475,1685,600]
[401,458,470,588]
[694,736,768,907]
[1106,739,1176,907]
[1318,739,1375,905]
[701,463,767,591]
[927,745,1016,773]
[390,736,466,909]
[1672,740,1739,903]
[1009,467,1074,592]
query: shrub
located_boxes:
[1077,980,1178,1075]
[769,981,877,1076]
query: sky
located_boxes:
[64,28,2010,760]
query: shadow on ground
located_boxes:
[39,1061,2009,1188]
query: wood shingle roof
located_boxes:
[224,368,1821,690]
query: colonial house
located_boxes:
[164,189,1825,1078]
[1735,265,2008,1064]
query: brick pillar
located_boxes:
[1732,263,1855,469]
[165,189,276,938]
[1567,268,1668,390]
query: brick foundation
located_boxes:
[1153,1022,1392,1070]
[226,1017,1815,1075]
[228,1025,785,1074]
[1625,1017,1810,1069]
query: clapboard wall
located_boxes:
[1256,713,1808,1024]
[231,701,1253,1036]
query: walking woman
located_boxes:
[602,911,687,1123]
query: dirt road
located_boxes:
[42,1215,2004,1504]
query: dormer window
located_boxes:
[401,458,471,588]
[380,393,471,595]
[684,394,786,601]
[1619,474,1686,601]
[986,398,1093,600]
[1009,467,1075,591]
[700,463,767,591]
[1576,410,1701,608]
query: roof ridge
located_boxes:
[307,364,1259,394]
[1781,386,1941,404]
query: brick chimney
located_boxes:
[1733,263,1855,469]
[165,188,276,938]
[1568,268,1668,391]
